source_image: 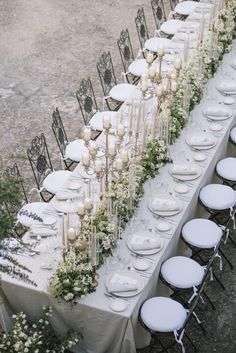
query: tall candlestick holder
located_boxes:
[158,51,164,80]
[104,126,110,194]
[90,226,99,288]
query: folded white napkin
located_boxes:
[189,135,214,147]
[107,274,138,293]
[218,81,236,93]
[171,164,197,176]
[56,190,79,201]
[131,234,162,251]
[204,106,229,118]
[30,226,57,237]
[151,198,179,212]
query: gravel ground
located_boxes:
[0,0,170,190]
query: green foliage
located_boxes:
[0,177,23,239]
[0,176,36,285]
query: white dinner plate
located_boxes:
[216,81,236,95]
[106,271,144,298]
[186,133,217,150]
[67,180,83,190]
[209,122,223,132]
[202,104,232,121]
[109,299,129,312]
[156,220,172,232]
[51,198,81,213]
[193,152,207,162]
[148,195,182,217]
[222,96,235,105]
[30,225,57,237]
[127,232,164,256]
[231,59,236,70]
[169,163,201,181]
[174,184,190,194]
[134,259,150,271]
[42,216,57,226]
[17,202,52,228]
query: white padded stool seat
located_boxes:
[17,202,48,227]
[109,83,135,102]
[230,126,236,143]
[182,218,223,249]
[128,59,148,77]
[216,157,236,182]
[174,1,198,16]
[141,297,187,332]
[161,256,204,288]
[65,139,87,163]
[43,170,71,195]
[199,184,236,210]
[89,111,117,131]
[144,37,173,52]
[160,19,184,36]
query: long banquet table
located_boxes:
[1,4,236,353]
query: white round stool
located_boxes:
[230,126,236,145]
[216,157,236,186]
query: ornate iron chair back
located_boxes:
[97,51,117,99]
[151,0,166,29]
[169,0,178,11]
[51,108,68,158]
[135,8,149,51]
[27,133,53,190]
[76,78,98,125]
[117,29,135,75]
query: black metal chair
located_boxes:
[169,0,179,11]
[151,0,166,30]
[27,133,71,202]
[198,184,236,236]
[135,8,149,56]
[52,108,78,170]
[171,0,200,19]
[134,7,173,54]
[181,217,233,291]
[97,51,135,111]
[76,77,118,133]
[117,29,141,84]
[215,157,236,189]
[229,126,236,146]
[138,258,214,353]
[76,78,98,126]
[138,241,223,352]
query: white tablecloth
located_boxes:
[2,8,236,353]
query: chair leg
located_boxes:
[219,248,234,269]
[213,273,226,290]
[228,234,236,248]
[202,290,216,310]
[185,332,198,352]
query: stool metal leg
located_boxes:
[185,332,198,352]
[219,248,234,269]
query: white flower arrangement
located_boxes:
[0,306,81,352]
